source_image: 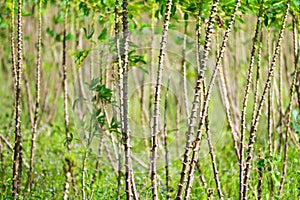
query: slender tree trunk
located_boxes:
[278,45,284,154]
[257,150,263,200]
[23,73,34,126]
[0,141,3,187]
[62,2,78,198]
[242,2,290,199]
[162,77,171,200]
[63,159,72,200]
[28,0,42,190]
[204,115,224,199]
[218,47,240,160]
[151,1,173,199]
[12,0,24,198]
[182,18,189,120]
[10,0,16,99]
[148,0,156,179]
[278,12,299,196]
[121,0,138,199]
[81,151,87,200]
[251,32,263,127]
[239,2,263,198]
[184,1,241,198]
[176,1,217,198]
[267,85,273,153]
[63,6,71,153]
[114,2,124,198]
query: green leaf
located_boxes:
[83,24,95,39]
[89,82,112,103]
[46,27,55,37]
[109,117,120,134]
[128,50,147,66]
[55,34,61,42]
[66,33,74,41]
[96,109,106,126]
[89,77,101,91]
[53,13,63,24]
[70,49,90,67]
[95,109,102,117]
[110,117,118,129]
[96,84,113,103]
[98,28,107,41]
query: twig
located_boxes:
[195,161,207,191]
[0,134,14,151]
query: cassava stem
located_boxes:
[239,2,264,198]
[151,0,172,199]
[12,0,24,198]
[28,0,42,190]
[278,12,299,196]
[184,1,241,199]
[241,1,290,199]
[176,1,218,198]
